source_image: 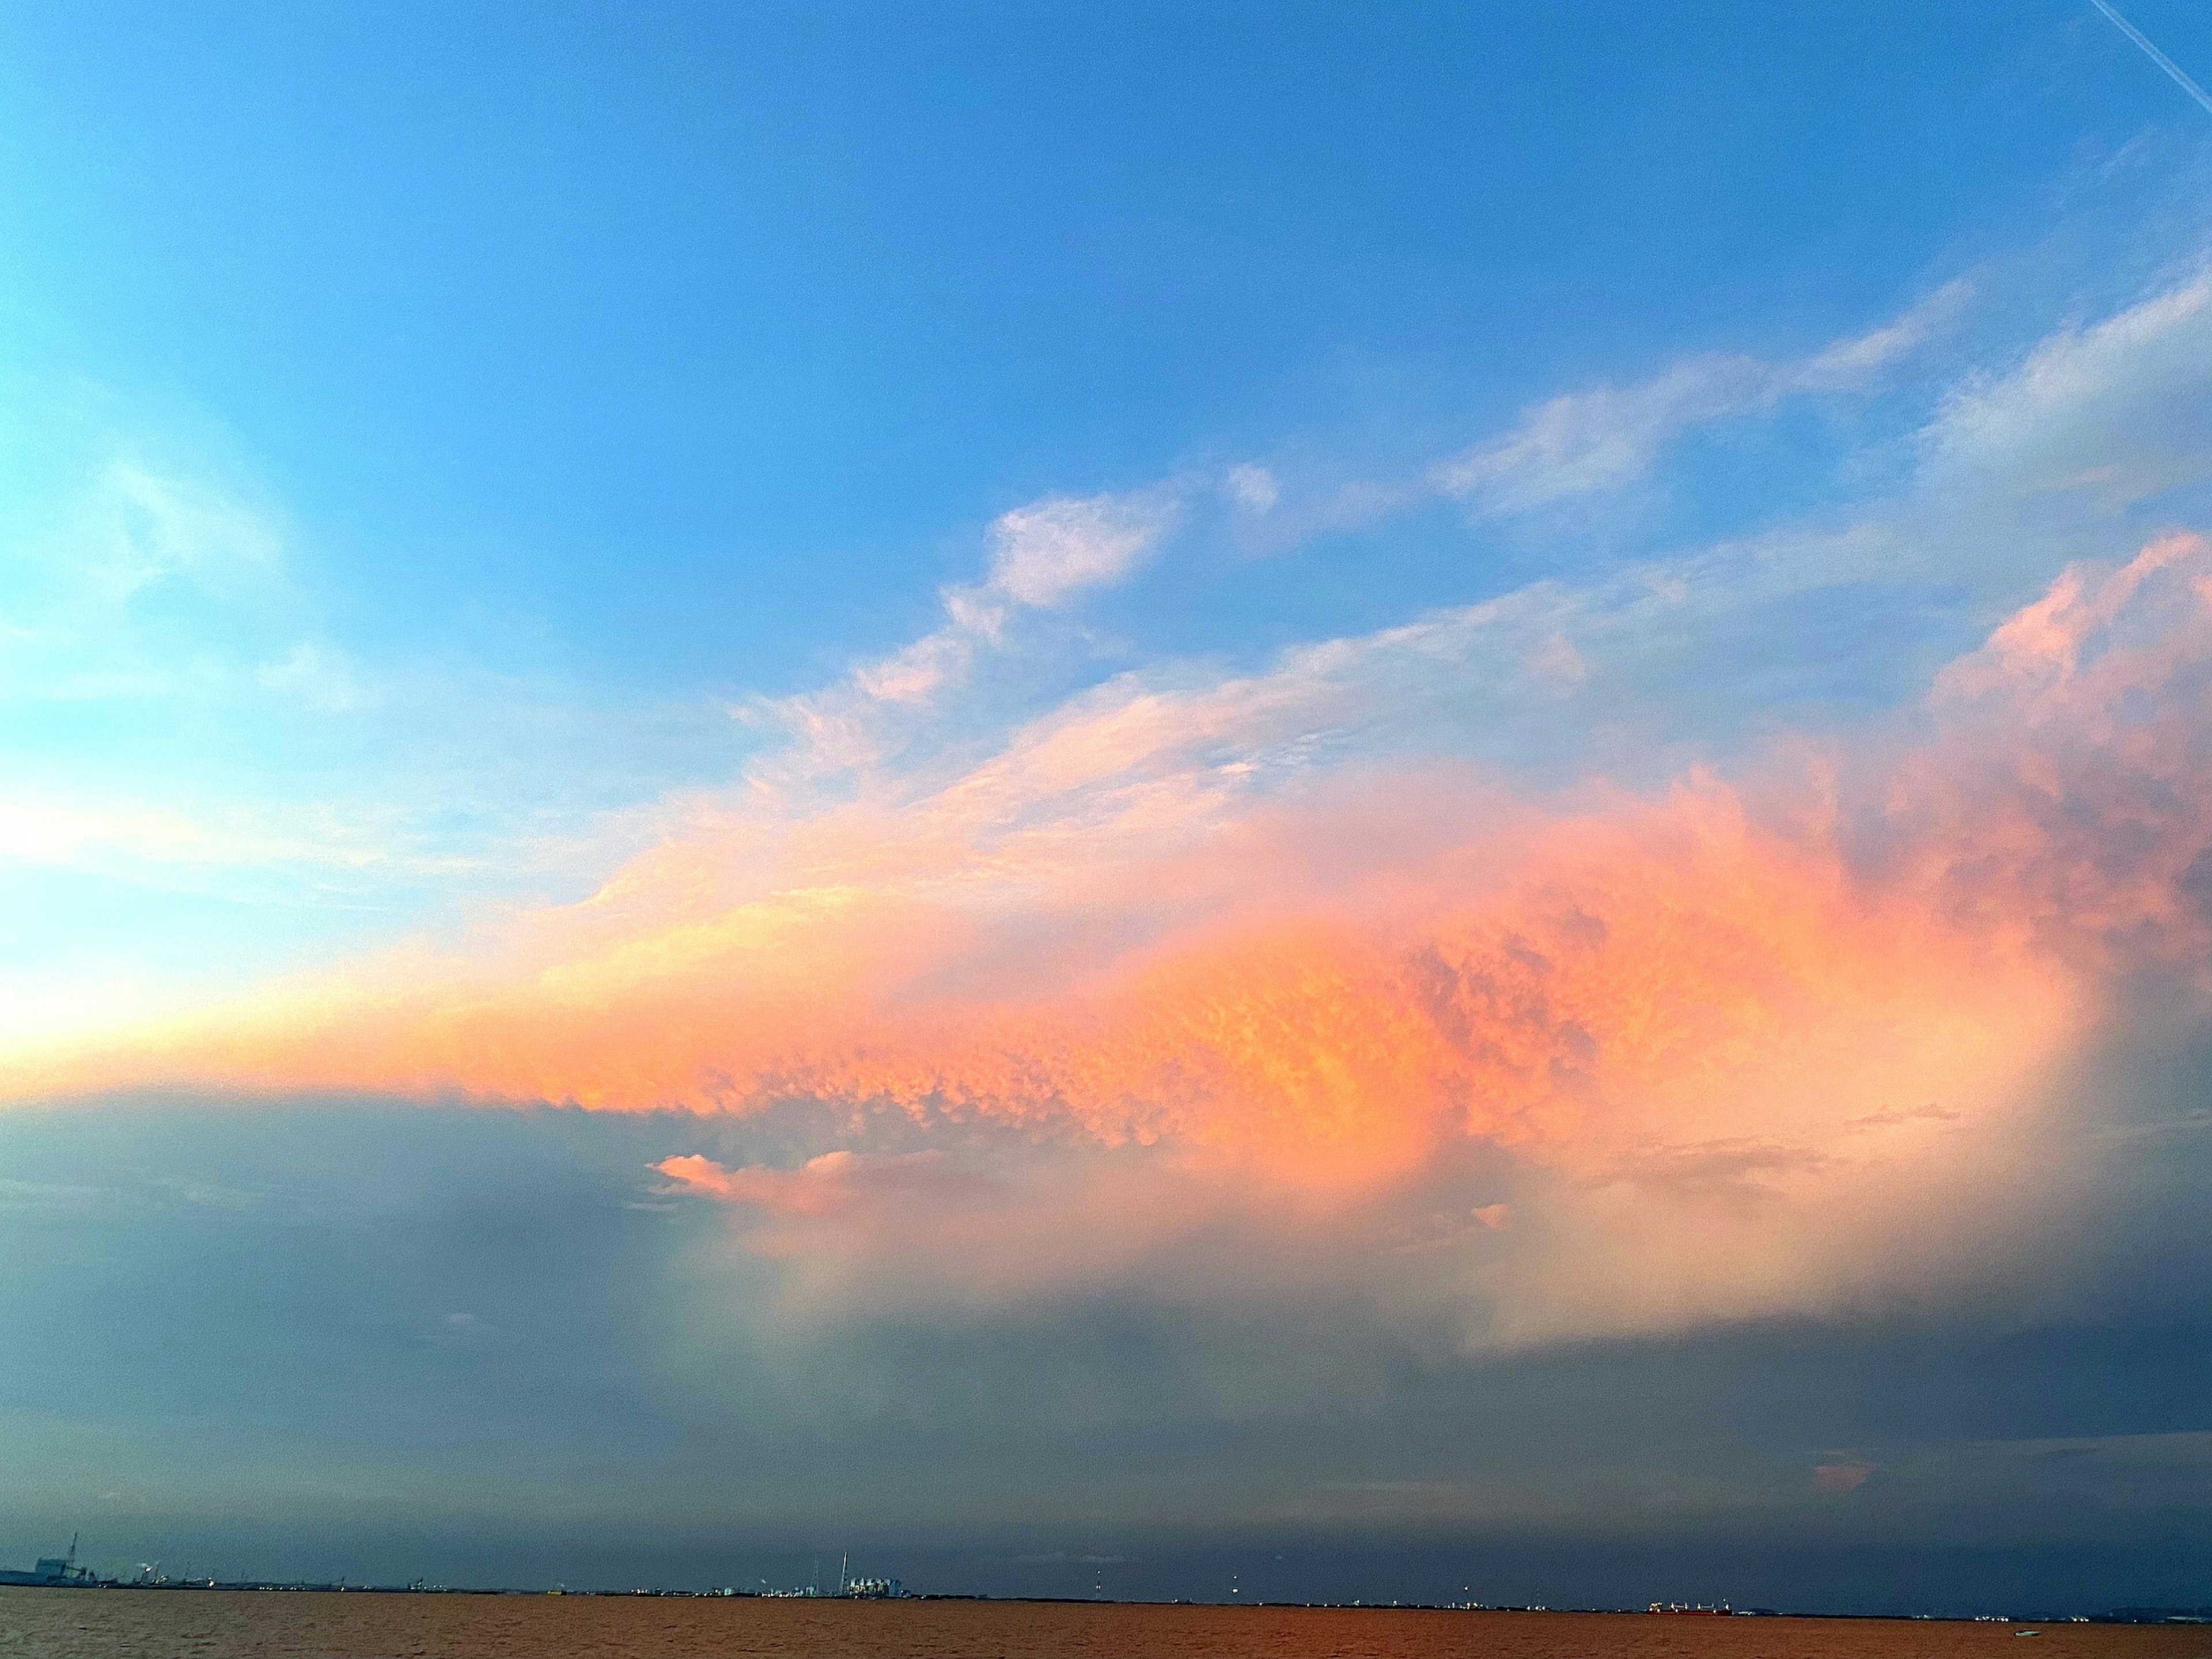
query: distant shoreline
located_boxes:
[2,1585,2202,1624]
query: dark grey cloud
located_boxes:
[0,1082,2203,1612]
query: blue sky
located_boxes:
[2,0,2199,688]
[1,0,2209,1608]
[2,0,2205,1017]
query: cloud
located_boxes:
[23,533,2207,1347]
[748,484,1183,779]
[847,624,982,707]
[1224,464,1281,514]
[1431,279,1969,514]
[1433,354,1775,513]
[0,431,754,960]
[655,1146,1241,1311]
[985,490,1181,609]
[1795,279,1972,391]
[88,461,286,605]
[1813,1461,1874,1494]
[1921,272,2210,509]
[0,1176,117,1219]
[1846,1103,1957,1130]
[423,1309,499,1350]
[1,459,293,705]
[656,1149,978,1221]
[755,265,1986,766]
[6,266,2207,1354]
[844,485,1179,713]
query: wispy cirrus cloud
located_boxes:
[1430,279,1971,516]
[741,268,1993,793]
[749,485,1184,789]
[1921,270,2210,507]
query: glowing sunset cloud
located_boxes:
[9,9,2212,1601]
[6,247,2209,1351]
[8,534,2205,1340]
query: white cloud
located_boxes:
[711,257,2211,946]
[1921,271,2211,507]
[1793,277,1972,391]
[737,272,1987,784]
[984,488,1181,609]
[748,484,1184,779]
[1432,279,1972,516]
[1433,354,1774,513]
[1224,463,1281,513]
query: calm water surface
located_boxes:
[2,1591,2207,1659]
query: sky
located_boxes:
[1,0,2209,1614]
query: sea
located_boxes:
[1,1590,2206,1659]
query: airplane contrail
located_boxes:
[2088,0,2212,117]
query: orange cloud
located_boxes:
[7,537,2209,1334]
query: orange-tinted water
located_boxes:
[1,1590,2206,1659]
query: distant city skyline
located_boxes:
[0,0,2206,1615]
[5,1538,2207,1626]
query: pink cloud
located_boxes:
[656,1149,979,1221]
[1813,1462,1874,1494]
[9,536,2209,1338]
